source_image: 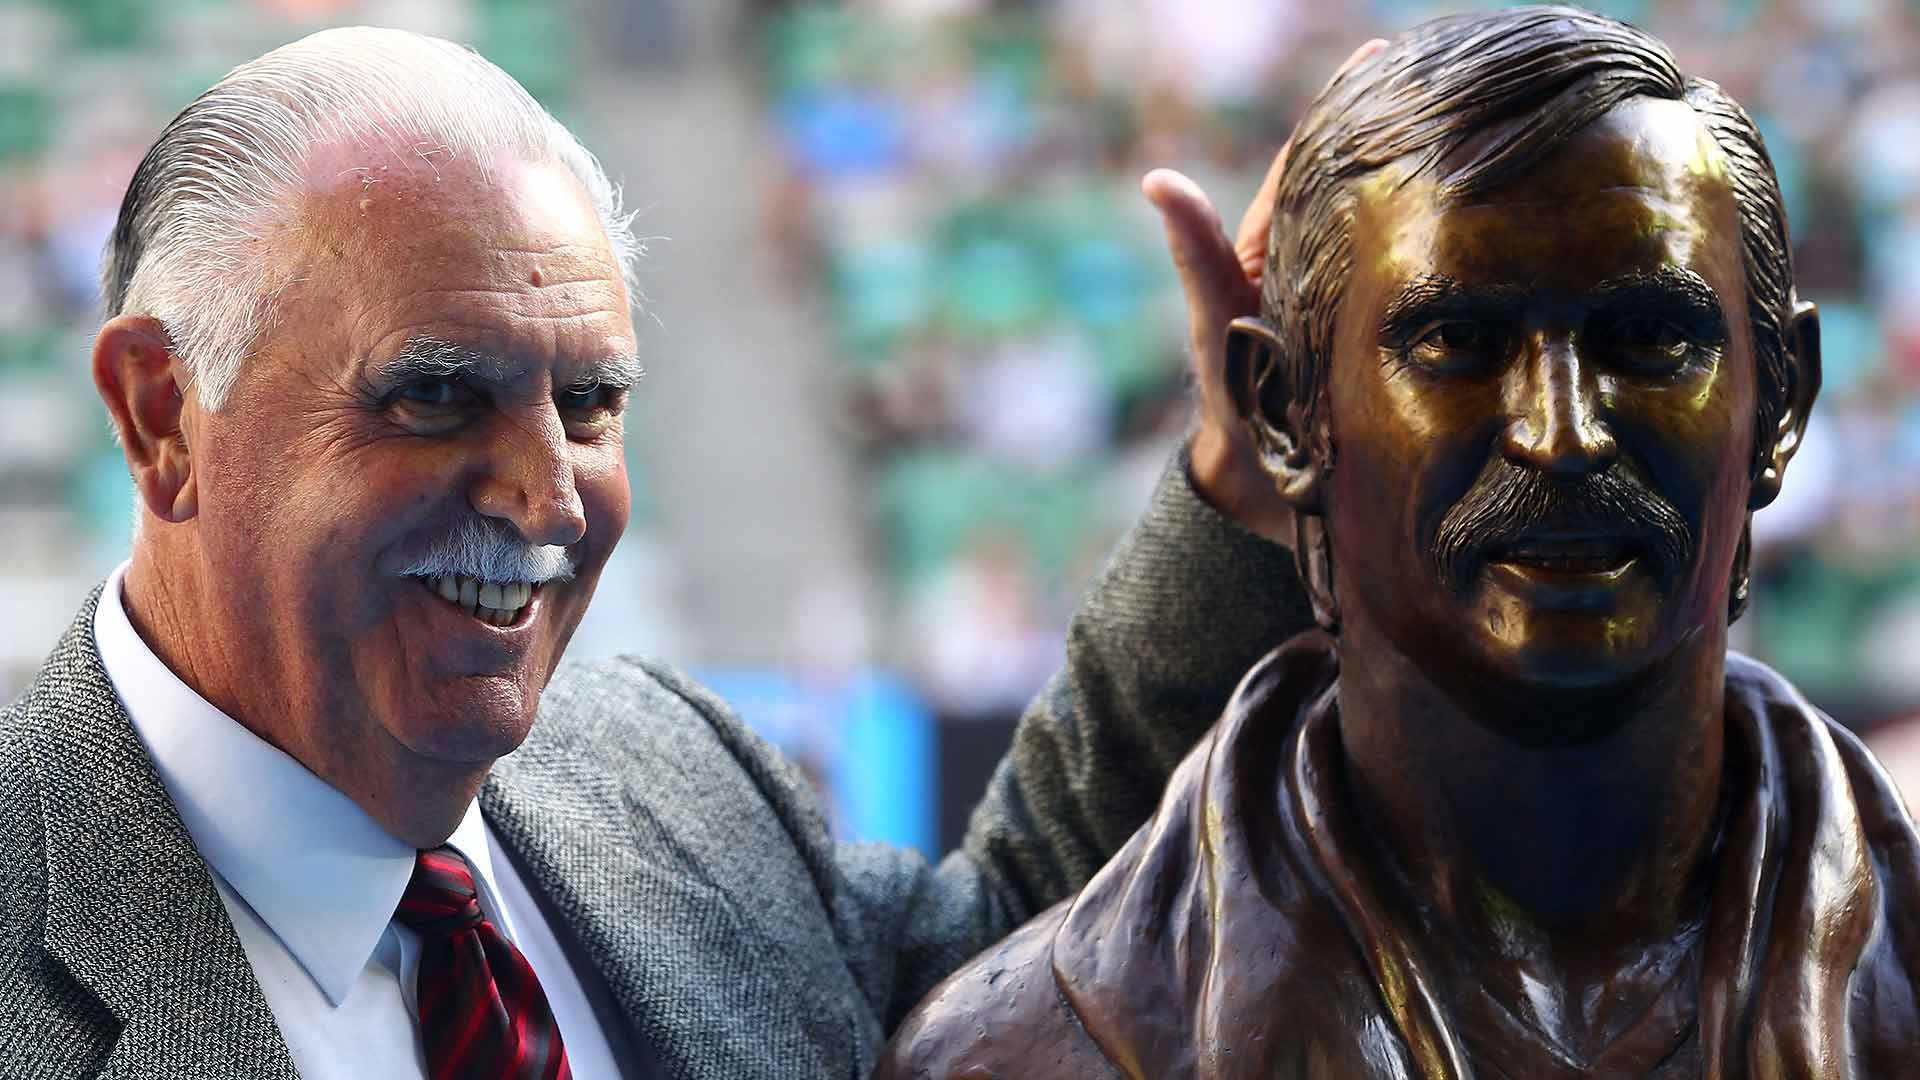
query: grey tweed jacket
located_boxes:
[0,461,1307,1079]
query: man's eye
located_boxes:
[558,383,615,412]
[396,379,468,407]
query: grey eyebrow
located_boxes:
[568,354,645,390]
[371,337,520,386]
[370,337,644,390]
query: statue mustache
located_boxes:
[1430,460,1693,592]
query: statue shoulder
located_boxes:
[875,901,1123,1080]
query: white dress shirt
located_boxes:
[93,562,622,1079]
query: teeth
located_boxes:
[420,573,537,623]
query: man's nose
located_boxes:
[1500,334,1617,477]
[468,407,588,548]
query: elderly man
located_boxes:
[878,7,1920,1078]
[0,27,1319,1080]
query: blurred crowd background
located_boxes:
[4,0,1920,848]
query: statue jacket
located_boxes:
[878,632,1920,1079]
[0,459,1311,1079]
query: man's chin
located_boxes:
[383,674,542,765]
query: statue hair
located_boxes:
[1261,4,1794,480]
[101,26,644,411]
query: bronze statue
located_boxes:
[875,7,1920,1077]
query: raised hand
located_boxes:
[1140,39,1386,544]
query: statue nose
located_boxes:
[1501,338,1617,477]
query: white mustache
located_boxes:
[393,518,577,584]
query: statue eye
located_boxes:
[1408,320,1502,372]
[1612,315,1686,352]
[1596,314,1695,374]
[1436,322,1484,350]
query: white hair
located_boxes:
[102,26,642,410]
[390,516,577,584]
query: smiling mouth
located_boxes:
[416,574,539,627]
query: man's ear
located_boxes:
[1225,315,1324,514]
[92,314,198,523]
[1749,296,1821,511]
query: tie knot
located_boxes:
[396,846,484,937]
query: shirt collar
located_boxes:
[92,561,497,1006]
[446,803,518,945]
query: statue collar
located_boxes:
[1051,633,1919,1078]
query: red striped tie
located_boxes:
[396,846,571,1080]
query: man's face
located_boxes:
[186,155,635,769]
[1321,97,1756,715]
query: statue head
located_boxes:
[1226,5,1821,738]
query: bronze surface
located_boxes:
[876,7,1919,1076]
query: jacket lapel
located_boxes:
[481,682,853,1080]
[27,589,297,1078]
[480,758,769,1080]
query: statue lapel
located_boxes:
[1705,658,1878,1080]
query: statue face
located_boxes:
[1321,97,1758,703]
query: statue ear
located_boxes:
[1749,296,1821,510]
[1225,316,1324,515]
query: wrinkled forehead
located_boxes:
[261,146,636,379]
[298,144,613,264]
